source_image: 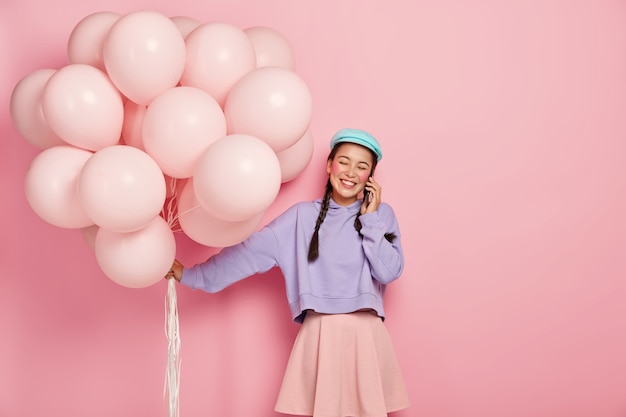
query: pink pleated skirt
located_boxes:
[274,311,410,417]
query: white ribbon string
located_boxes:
[162,178,182,416]
[164,278,181,417]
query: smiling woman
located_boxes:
[167,128,410,417]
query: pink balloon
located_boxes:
[224,66,312,152]
[181,22,256,106]
[142,86,227,178]
[67,11,121,71]
[170,16,201,38]
[24,145,94,228]
[277,129,314,182]
[244,26,296,70]
[178,178,262,247]
[9,69,65,149]
[194,134,281,222]
[78,145,166,232]
[41,64,124,151]
[103,11,186,105]
[95,216,176,289]
[121,101,147,151]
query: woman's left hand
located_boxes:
[165,259,184,282]
[361,177,381,215]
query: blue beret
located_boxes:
[329,128,382,161]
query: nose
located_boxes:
[345,165,357,177]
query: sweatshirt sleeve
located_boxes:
[180,225,280,293]
[358,203,404,284]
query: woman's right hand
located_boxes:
[165,259,184,282]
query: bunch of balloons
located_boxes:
[10,10,314,289]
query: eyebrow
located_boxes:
[337,155,371,167]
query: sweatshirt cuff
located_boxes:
[359,211,386,233]
[179,267,197,288]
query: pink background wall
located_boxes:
[2,1,626,416]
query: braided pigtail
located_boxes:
[307,180,333,262]
[354,212,363,236]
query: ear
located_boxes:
[326,158,332,174]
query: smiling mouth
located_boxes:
[341,179,356,188]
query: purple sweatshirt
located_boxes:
[180,198,404,323]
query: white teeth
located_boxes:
[341,180,355,187]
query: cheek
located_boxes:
[329,162,342,176]
[356,171,370,183]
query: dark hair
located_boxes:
[307,143,396,262]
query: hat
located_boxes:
[329,128,383,161]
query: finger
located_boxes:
[367,182,380,195]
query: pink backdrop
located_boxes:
[2,1,626,416]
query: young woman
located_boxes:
[166,128,410,417]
